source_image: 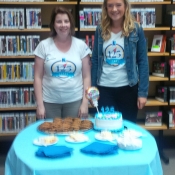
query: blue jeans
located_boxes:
[97,84,138,123]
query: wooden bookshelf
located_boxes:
[0,28,78,32]
[137,122,168,130]
[80,28,170,32]
[80,1,171,5]
[0,1,77,5]
[147,52,169,56]
[0,82,33,85]
[146,99,168,106]
[0,133,18,136]
[149,76,169,81]
[0,107,36,111]
[0,56,34,59]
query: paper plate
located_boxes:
[33,136,58,146]
[65,135,89,143]
[95,133,116,142]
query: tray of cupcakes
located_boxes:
[37,117,93,135]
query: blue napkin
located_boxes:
[80,142,118,155]
[36,145,73,158]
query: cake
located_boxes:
[94,111,123,132]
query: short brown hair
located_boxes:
[50,6,75,37]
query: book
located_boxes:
[151,35,166,52]
[155,86,167,102]
[169,87,175,103]
[152,61,167,77]
[169,59,175,79]
[145,111,162,126]
[167,108,175,128]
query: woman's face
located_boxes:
[54,13,71,38]
[106,0,126,24]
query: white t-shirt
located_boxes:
[98,31,129,87]
[34,37,91,104]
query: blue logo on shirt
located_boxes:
[105,41,125,66]
[51,58,76,78]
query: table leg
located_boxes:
[158,130,169,164]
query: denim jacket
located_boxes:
[91,23,149,97]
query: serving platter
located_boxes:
[37,126,93,135]
[37,119,93,135]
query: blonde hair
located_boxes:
[101,0,136,40]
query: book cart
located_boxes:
[1,0,175,165]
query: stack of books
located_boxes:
[145,111,162,126]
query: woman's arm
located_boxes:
[79,54,91,118]
[136,25,149,109]
[34,56,45,119]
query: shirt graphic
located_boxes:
[105,40,124,66]
[51,58,76,78]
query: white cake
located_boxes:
[94,112,123,132]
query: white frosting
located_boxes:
[116,137,142,150]
[95,112,123,131]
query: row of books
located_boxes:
[79,8,156,29]
[154,86,175,103]
[170,35,175,54]
[0,112,36,133]
[145,108,175,128]
[79,8,102,29]
[0,62,34,82]
[0,35,40,56]
[169,59,175,78]
[152,60,175,79]
[0,87,36,107]
[131,8,156,28]
[172,13,175,27]
[0,8,41,29]
[152,61,167,77]
[82,35,94,51]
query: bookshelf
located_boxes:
[0,0,78,135]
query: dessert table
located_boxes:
[5,119,163,175]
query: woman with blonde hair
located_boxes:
[91,0,149,122]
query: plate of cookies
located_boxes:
[38,117,93,135]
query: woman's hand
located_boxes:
[78,102,88,119]
[137,97,147,109]
[36,105,46,119]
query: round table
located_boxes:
[5,120,163,175]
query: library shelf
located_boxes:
[147,52,169,56]
[80,1,171,5]
[0,56,34,59]
[0,28,78,32]
[145,99,168,106]
[0,82,33,85]
[0,1,77,5]
[149,76,169,81]
[0,133,18,136]
[80,28,170,32]
[0,107,36,111]
[137,122,168,130]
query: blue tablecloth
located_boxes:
[5,120,163,175]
